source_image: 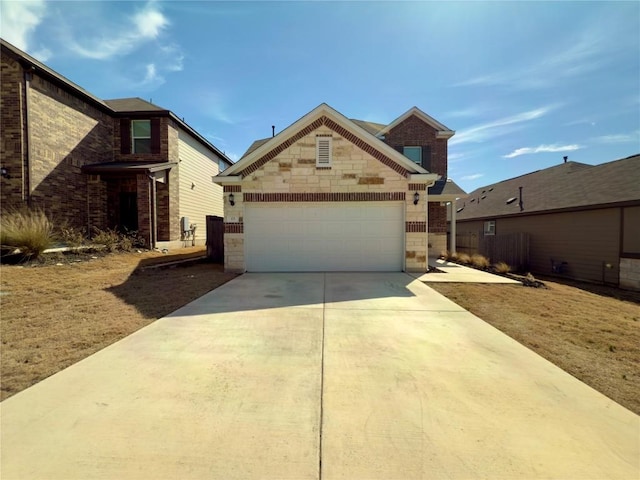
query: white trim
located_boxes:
[217,103,432,177]
[376,106,455,138]
[409,174,439,184]
[212,175,241,185]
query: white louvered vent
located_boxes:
[316,136,332,167]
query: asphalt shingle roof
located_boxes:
[457,155,640,220]
[104,98,167,112]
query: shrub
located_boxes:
[92,227,145,252]
[0,207,54,259]
[456,252,471,264]
[494,261,511,274]
[91,228,122,252]
[58,225,87,247]
[471,254,491,269]
[439,250,449,260]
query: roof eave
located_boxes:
[222,103,429,177]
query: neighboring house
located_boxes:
[0,38,232,249]
[456,155,640,290]
[213,103,465,272]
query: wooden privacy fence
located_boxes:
[206,215,224,263]
[456,231,530,271]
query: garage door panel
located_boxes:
[245,203,403,272]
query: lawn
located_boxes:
[0,247,237,401]
[430,279,640,415]
[2,252,639,416]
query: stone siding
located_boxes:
[226,124,433,272]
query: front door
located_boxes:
[119,192,138,232]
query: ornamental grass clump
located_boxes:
[494,261,512,274]
[471,253,491,269]
[0,207,54,260]
[455,252,471,264]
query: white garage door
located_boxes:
[245,202,404,272]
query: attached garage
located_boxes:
[245,202,404,272]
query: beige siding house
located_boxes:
[214,103,464,273]
[456,155,640,290]
[0,38,232,250]
[178,130,226,244]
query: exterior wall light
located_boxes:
[229,193,235,206]
[1,167,10,179]
[413,192,420,205]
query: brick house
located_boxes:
[214,103,465,272]
[455,155,640,290]
[0,38,232,248]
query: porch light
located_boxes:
[229,193,235,206]
[413,192,420,205]
[1,167,9,179]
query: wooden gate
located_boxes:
[480,232,530,271]
[206,216,224,263]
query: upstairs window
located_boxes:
[403,146,422,164]
[218,158,227,172]
[316,136,332,167]
[132,120,151,154]
[120,118,161,155]
[395,145,432,171]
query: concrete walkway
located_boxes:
[1,273,638,479]
[410,257,521,283]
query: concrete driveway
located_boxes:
[1,273,638,479]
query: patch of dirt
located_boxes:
[430,280,640,415]
[0,247,238,401]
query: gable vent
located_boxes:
[316,136,332,167]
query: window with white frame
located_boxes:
[316,136,332,167]
[403,146,422,164]
[484,220,496,236]
[131,120,151,153]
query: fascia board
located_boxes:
[212,175,241,184]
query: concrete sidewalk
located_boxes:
[1,273,638,479]
[410,257,521,283]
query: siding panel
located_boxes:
[178,130,224,244]
[497,209,620,283]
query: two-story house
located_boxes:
[0,38,232,249]
[213,103,465,272]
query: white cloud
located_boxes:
[456,30,608,90]
[449,106,553,146]
[0,0,46,51]
[143,63,159,84]
[461,173,484,181]
[503,144,582,159]
[594,131,640,144]
[67,2,169,60]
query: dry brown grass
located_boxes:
[0,248,237,400]
[430,280,640,414]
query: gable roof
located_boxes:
[376,106,455,138]
[350,119,386,136]
[1,37,111,113]
[1,38,232,166]
[218,103,440,181]
[457,155,640,220]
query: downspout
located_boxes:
[148,175,157,248]
[450,199,457,254]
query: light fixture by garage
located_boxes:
[413,192,420,205]
[229,193,235,206]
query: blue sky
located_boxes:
[2,1,639,192]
